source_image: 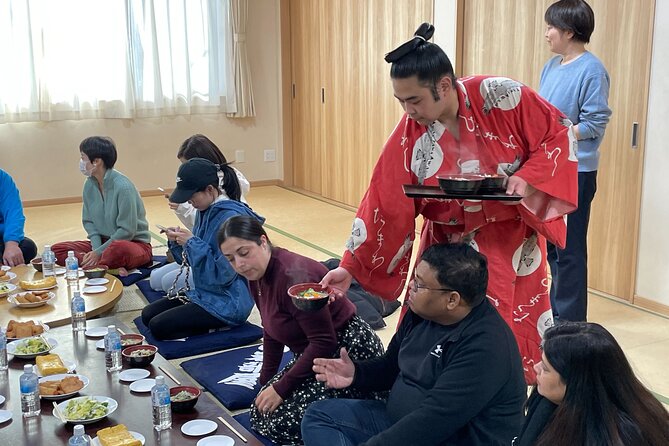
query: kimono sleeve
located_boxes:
[340,116,419,300]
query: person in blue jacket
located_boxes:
[141,158,263,340]
[0,168,38,266]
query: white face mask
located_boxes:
[79,159,94,177]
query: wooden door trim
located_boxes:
[280,0,293,187]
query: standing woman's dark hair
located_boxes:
[545,0,595,44]
[177,134,241,202]
[385,22,457,100]
[80,136,117,169]
[536,322,669,446]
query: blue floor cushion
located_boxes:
[116,256,167,286]
[181,344,293,410]
[233,412,277,446]
[133,316,263,360]
[135,278,165,304]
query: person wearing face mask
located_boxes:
[52,136,152,271]
[141,158,262,340]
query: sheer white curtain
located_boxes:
[0,0,236,123]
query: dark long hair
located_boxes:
[218,215,270,248]
[536,322,669,446]
[177,134,241,201]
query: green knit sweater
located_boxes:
[82,169,151,254]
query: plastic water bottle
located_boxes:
[104,325,122,372]
[0,328,7,371]
[151,375,172,431]
[68,424,91,446]
[42,245,56,277]
[66,250,80,290]
[20,364,40,417]
[71,291,86,332]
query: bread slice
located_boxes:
[96,425,141,446]
[36,354,67,376]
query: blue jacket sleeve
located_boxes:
[0,171,26,243]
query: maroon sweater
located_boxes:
[249,247,356,398]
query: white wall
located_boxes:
[636,1,669,306]
[0,0,282,202]
[433,0,458,69]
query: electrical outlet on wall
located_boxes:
[263,149,276,162]
[235,150,245,163]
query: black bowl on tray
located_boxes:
[122,344,158,367]
[83,265,108,279]
[478,174,507,193]
[436,174,483,194]
[170,386,201,412]
[287,283,333,312]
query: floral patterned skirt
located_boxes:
[250,315,386,445]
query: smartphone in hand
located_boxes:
[157,187,170,199]
[156,224,168,232]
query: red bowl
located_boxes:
[31,258,43,272]
[287,283,334,312]
[122,344,158,367]
[120,334,145,348]
[170,386,201,412]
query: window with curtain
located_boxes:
[0,0,236,123]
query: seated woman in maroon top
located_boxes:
[219,215,385,445]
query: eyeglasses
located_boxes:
[410,279,455,294]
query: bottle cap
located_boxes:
[68,250,75,256]
[155,375,165,386]
[24,364,34,373]
[73,291,81,298]
[107,325,116,333]
[74,424,85,435]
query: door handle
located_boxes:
[631,122,639,149]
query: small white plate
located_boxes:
[92,432,145,446]
[36,359,77,378]
[0,409,12,424]
[197,435,234,446]
[7,336,58,358]
[54,267,67,275]
[119,369,150,382]
[85,327,108,338]
[56,395,118,424]
[0,283,17,298]
[39,374,89,399]
[129,378,155,393]
[85,278,110,286]
[0,265,10,272]
[82,285,107,294]
[0,395,5,405]
[8,291,56,308]
[181,419,218,437]
[0,272,17,283]
[96,339,105,350]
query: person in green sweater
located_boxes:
[52,136,152,271]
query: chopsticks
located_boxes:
[218,416,247,443]
[158,366,181,385]
[52,401,66,423]
[109,280,116,294]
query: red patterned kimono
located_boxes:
[340,76,578,383]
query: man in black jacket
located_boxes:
[302,243,526,446]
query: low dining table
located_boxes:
[0,265,123,329]
[0,317,262,445]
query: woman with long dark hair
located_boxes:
[218,215,384,445]
[515,322,669,445]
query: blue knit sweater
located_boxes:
[540,52,612,172]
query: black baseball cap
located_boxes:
[169,158,219,203]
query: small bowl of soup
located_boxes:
[83,265,108,279]
[120,334,145,348]
[169,386,201,412]
[31,258,43,272]
[122,344,158,367]
[436,174,483,194]
[287,283,334,312]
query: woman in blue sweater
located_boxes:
[540,0,612,322]
[141,158,262,340]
